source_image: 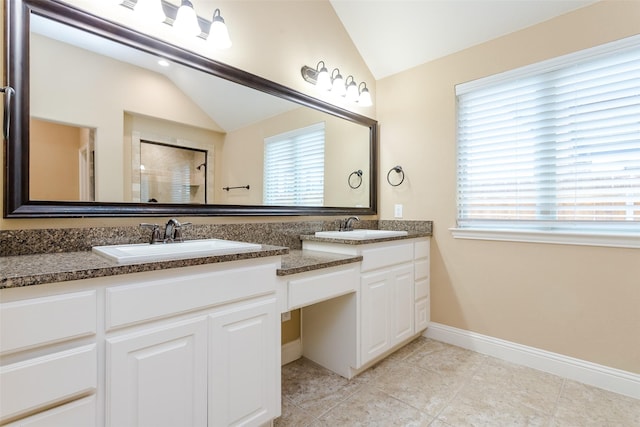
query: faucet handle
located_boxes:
[140,223,162,244]
[173,222,192,242]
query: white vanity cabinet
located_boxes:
[0,290,98,425]
[301,237,430,377]
[0,257,282,427]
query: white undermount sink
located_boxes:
[314,229,408,240]
[93,239,262,264]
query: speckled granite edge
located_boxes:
[1,245,288,289]
[299,231,431,245]
[278,250,363,276]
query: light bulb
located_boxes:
[173,0,200,37]
[316,63,331,91]
[208,9,232,49]
[331,69,346,96]
[345,76,359,102]
[134,0,165,24]
[358,83,372,106]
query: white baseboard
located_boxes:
[424,322,640,399]
[281,338,302,366]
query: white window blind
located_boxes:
[456,36,640,236]
[263,122,325,206]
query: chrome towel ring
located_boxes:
[348,170,363,189]
[387,166,405,186]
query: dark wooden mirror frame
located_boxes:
[4,0,377,218]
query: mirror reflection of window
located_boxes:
[140,141,207,204]
[263,122,325,206]
[29,118,95,201]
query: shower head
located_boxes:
[196,163,206,171]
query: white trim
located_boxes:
[424,322,640,399]
[281,338,302,366]
[449,228,640,249]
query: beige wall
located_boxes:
[377,0,640,373]
[29,119,83,200]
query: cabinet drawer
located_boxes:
[4,395,96,427]
[0,291,96,355]
[106,263,277,330]
[288,266,358,310]
[415,239,430,259]
[0,345,97,423]
[360,243,413,272]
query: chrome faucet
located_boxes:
[340,216,360,232]
[163,218,191,242]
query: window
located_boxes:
[263,122,325,206]
[454,36,640,246]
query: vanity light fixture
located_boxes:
[331,68,346,96]
[358,82,373,107]
[300,62,373,106]
[173,0,201,37]
[345,76,359,103]
[118,0,232,49]
[208,9,232,49]
[315,62,331,91]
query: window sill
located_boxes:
[449,228,640,249]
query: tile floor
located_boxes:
[276,337,640,426]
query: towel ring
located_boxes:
[386,166,405,187]
[348,170,363,189]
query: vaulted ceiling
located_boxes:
[330,0,599,79]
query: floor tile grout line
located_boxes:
[547,378,566,426]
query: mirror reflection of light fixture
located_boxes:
[134,0,165,24]
[118,0,232,49]
[300,61,373,106]
[331,68,346,96]
[208,9,232,49]
[173,0,201,37]
[358,82,373,107]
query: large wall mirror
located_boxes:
[4,0,377,217]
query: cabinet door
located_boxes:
[390,264,415,346]
[209,297,279,427]
[360,270,392,364]
[106,317,208,427]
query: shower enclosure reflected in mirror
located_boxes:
[139,141,208,205]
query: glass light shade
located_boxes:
[208,9,232,49]
[173,0,201,37]
[358,85,373,106]
[345,77,359,102]
[316,66,331,91]
[134,0,165,24]
[331,70,346,96]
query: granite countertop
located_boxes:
[0,245,364,289]
[299,231,431,244]
[0,228,431,289]
[0,245,288,289]
[277,250,362,276]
